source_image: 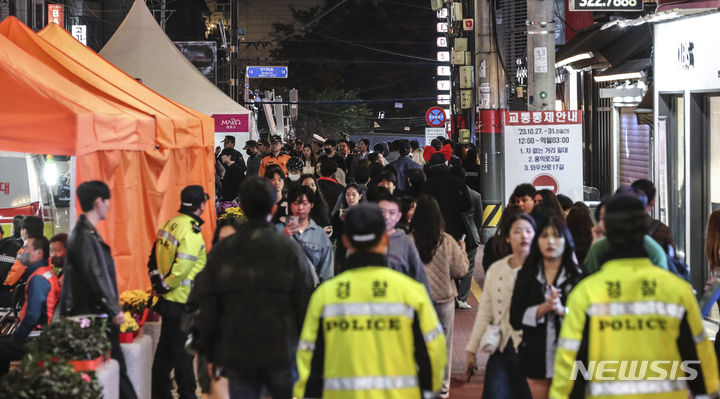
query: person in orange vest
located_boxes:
[0,234,60,375]
[3,216,45,287]
[259,135,291,177]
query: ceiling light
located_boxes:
[593,72,643,82]
[556,52,594,68]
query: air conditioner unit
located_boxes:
[430,0,443,11]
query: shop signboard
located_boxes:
[570,0,642,11]
[174,41,217,84]
[213,114,250,133]
[503,110,583,201]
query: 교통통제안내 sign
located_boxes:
[503,110,583,202]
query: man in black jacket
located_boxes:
[422,152,472,240]
[58,181,137,399]
[194,176,316,399]
[219,148,244,201]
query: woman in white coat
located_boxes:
[465,210,535,398]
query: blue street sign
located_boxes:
[246,66,289,78]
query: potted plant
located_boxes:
[25,317,111,372]
[119,311,140,343]
[217,201,247,222]
[0,353,103,398]
[121,288,159,323]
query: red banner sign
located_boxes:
[47,4,63,26]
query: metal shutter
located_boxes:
[618,106,650,186]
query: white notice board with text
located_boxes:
[503,110,583,202]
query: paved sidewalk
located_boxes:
[447,253,486,398]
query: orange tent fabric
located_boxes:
[35,21,216,290]
[0,33,156,153]
[0,18,215,291]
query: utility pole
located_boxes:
[475,0,506,242]
[526,0,555,110]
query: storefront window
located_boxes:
[665,95,686,262]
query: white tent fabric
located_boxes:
[100,0,250,118]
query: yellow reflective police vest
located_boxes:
[154,213,207,304]
[550,258,719,399]
[294,265,446,399]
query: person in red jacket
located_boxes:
[0,234,60,375]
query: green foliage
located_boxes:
[26,318,111,361]
[0,353,103,398]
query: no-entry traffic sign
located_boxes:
[532,174,559,194]
[426,106,446,127]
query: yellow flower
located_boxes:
[219,207,246,221]
[120,311,139,333]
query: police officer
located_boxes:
[151,185,208,399]
[259,135,291,177]
[294,203,447,399]
[550,194,719,399]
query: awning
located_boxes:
[556,20,652,70]
[594,58,651,82]
[657,0,720,12]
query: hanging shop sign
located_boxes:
[47,4,63,26]
[570,0,643,11]
[503,111,584,201]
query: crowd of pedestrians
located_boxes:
[0,133,718,399]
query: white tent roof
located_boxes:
[100,0,249,116]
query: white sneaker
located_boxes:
[457,300,472,309]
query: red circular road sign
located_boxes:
[532,174,559,194]
[426,106,446,127]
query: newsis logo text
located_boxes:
[570,360,701,381]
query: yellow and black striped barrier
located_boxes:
[482,202,503,228]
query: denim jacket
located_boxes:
[276,219,334,282]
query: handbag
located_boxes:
[479,324,501,353]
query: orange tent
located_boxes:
[0,18,215,291]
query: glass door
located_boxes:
[660,94,686,262]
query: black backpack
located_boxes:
[649,220,690,282]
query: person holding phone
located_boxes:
[509,210,583,399]
[277,185,334,282]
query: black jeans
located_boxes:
[226,367,294,399]
[152,298,197,399]
[0,336,25,375]
[456,247,477,302]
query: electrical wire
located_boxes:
[243,97,437,105]
[269,58,439,66]
[263,0,349,47]
[307,30,437,62]
[303,107,426,120]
